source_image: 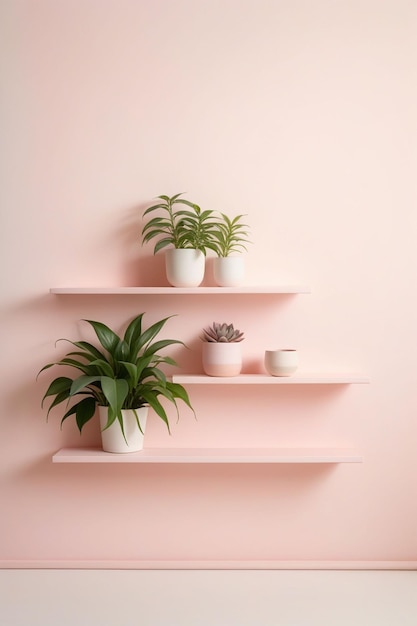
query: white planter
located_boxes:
[264,349,298,377]
[99,406,148,453]
[165,248,205,287]
[202,342,242,377]
[213,256,245,287]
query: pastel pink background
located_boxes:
[1,0,416,565]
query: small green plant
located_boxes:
[38,313,194,438]
[141,193,219,255]
[202,322,244,343]
[213,213,251,257]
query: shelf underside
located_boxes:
[53,447,363,464]
[50,286,310,295]
[172,374,369,384]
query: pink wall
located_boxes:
[1,0,417,566]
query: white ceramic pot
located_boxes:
[202,342,242,377]
[99,406,148,453]
[264,349,298,377]
[213,256,245,287]
[165,248,205,287]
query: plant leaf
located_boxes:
[123,314,144,350]
[41,377,72,407]
[60,397,96,432]
[141,390,171,434]
[70,375,101,396]
[45,390,71,419]
[101,377,129,415]
[75,397,97,432]
[167,382,195,414]
[154,238,175,254]
[136,316,172,354]
[88,359,115,377]
[83,320,120,354]
[132,408,146,435]
[143,338,183,358]
[119,361,138,386]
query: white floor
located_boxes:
[1,569,417,626]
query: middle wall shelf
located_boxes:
[53,447,363,464]
[49,285,311,295]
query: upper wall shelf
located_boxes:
[52,447,363,464]
[172,374,370,385]
[49,286,311,295]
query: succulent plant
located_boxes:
[201,322,244,343]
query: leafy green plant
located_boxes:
[212,213,251,257]
[141,193,219,255]
[38,313,194,438]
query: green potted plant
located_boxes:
[201,322,245,376]
[38,313,195,453]
[141,193,219,287]
[212,213,251,287]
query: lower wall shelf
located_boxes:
[172,374,370,384]
[52,447,363,464]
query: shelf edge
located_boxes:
[49,286,311,295]
[52,447,363,464]
[172,374,370,385]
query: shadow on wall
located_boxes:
[12,452,339,491]
[103,201,169,287]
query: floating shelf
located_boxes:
[49,286,311,295]
[172,374,370,385]
[52,447,363,464]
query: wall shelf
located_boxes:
[172,374,370,385]
[49,281,365,469]
[49,286,311,295]
[52,447,363,464]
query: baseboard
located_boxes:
[1,560,417,570]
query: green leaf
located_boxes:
[119,361,138,386]
[134,354,153,379]
[147,366,167,384]
[60,397,96,432]
[167,382,195,415]
[142,227,172,243]
[88,359,115,377]
[143,203,167,216]
[37,362,54,378]
[46,390,71,418]
[143,338,183,358]
[60,404,78,428]
[136,316,172,353]
[132,408,146,435]
[142,216,170,232]
[124,314,144,350]
[170,192,186,202]
[41,377,72,407]
[174,198,196,208]
[141,390,171,433]
[159,356,177,367]
[83,320,120,354]
[154,238,175,254]
[101,377,129,414]
[56,358,92,374]
[114,339,130,362]
[75,397,97,432]
[70,375,101,396]
[115,411,127,444]
[62,340,107,361]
